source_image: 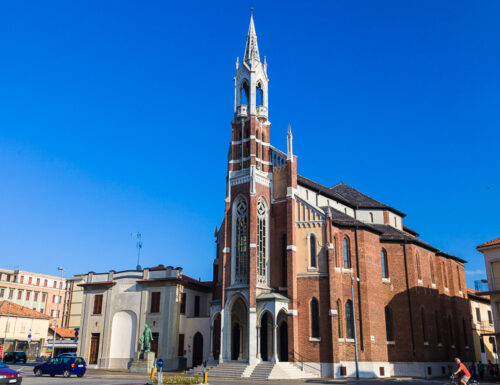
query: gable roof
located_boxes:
[50,327,76,338]
[330,183,406,217]
[0,301,50,319]
[477,237,500,250]
[297,175,405,217]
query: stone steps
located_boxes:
[187,361,320,379]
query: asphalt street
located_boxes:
[7,364,498,385]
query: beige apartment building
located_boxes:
[0,300,50,358]
[468,289,498,363]
[0,269,66,328]
[62,274,85,329]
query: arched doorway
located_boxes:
[192,332,203,368]
[277,310,288,362]
[230,296,247,361]
[212,313,221,360]
[109,311,137,368]
[260,313,269,361]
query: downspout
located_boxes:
[403,240,416,356]
[354,225,364,351]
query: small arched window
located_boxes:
[381,249,389,279]
[369,212,374,223]
[416,253,422,280]
[385,306,393,341]
[435,311,441,343]
[333,237,338,267]
[240,82,249,105]
[309,234,317,268]
[345,300,354,339]
[343,237,351,269]
[310,298,319,338]
[421,308,427,342]
[337,299,342,338]
[443,263,449,288]
[457,266,462,291]
[430,258,436,284]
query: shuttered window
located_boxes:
[93,294,103,314]
[150,292,161,313]
[180,292,186,314]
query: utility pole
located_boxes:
[351,273,360,380]
[3,300,12,348]
[51,266,64,358]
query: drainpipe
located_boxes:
[354,225,364,351]
[403,240,416,356]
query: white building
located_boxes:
[77,265,212,370]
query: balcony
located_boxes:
[236,105,248,118]
[256,105,268,119]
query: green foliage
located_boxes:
[153,374,202,384]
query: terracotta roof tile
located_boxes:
[0,301,50,319]
[477,237,500,249]
[50,327,76,338]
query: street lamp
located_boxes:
[351,273,360,380]
[51,266,64,358]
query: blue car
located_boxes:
[33,356,86,378]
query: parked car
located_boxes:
[33,356,86,378]
[56,353,76,358]
[0,362,22,384]
[2,352,26,364]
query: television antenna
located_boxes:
[131,233,143,271]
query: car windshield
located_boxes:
[0,362,7,368]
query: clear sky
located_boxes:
[0,1,498,286]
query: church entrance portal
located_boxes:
[260,312,269,361]
[278,321,288,361]
[230,296,247,361]
[192,332,203,368]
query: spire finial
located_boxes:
[244,10,260,64]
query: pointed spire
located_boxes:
[244,11,260,64]
[287,124,293,161]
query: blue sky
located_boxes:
[0,1,498,286]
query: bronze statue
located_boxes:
[138,324,154,353]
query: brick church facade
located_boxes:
[208,14,473,378]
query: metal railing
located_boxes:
[288,350,322,375]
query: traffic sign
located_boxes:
[157,358,164,368]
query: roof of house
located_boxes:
[477,237,500,250]
[297,175,405,217]
[0,301,50,319]
[50,327,76,338]
[468,288,491,302]
[137,274,213,292]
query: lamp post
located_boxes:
[51,266,64,358]
[351,273,360,380]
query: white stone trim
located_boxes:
[286,245,296,251]
[431,283,436,288]
[297,273,328,278]
[329,309,338,316]
[342,268,353,274]
[387,341,395,345]
[382,278,391,284]
[309,337,321,342]
[286,187,297,198]
[223,247,230,253]
[289,309,298,316]
[459,290,463,295]
[249,243,257,249]
[307,266,319,272]
[417,279,423,285]
[327,243,334,250]
[230,175,250,186]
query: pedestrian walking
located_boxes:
[478,361,485,380]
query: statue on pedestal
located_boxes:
[138,324,154,353]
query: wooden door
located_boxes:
[89,333,100,365]
[192,332,203,368]
[151,333,159,357]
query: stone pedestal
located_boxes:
[130,351,155,373]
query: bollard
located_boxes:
[204,370,208,383]
[150,366,155,380]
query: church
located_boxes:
[206,14,474,378]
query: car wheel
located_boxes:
[63,370,71,378]
[77,374,84,377]
[34,369,43,377]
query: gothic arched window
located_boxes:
[233,198,248,283]
[345,300,354,339]
[256,83,263,106]
[430,258,436,284]
[337,299,342,338]
[385,306,393,341]
[240,81,249,105]
[343,237,351,269]
[381,249,389,279]
[416,253,422,280]
[257,197,269,285]
[309,234,317,268]
[310,298,319,338]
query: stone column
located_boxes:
[256,325,261,361]
[272,324,279,363]
[248,308,257,364]
[209,325,214,361]
[219,311,225,363]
